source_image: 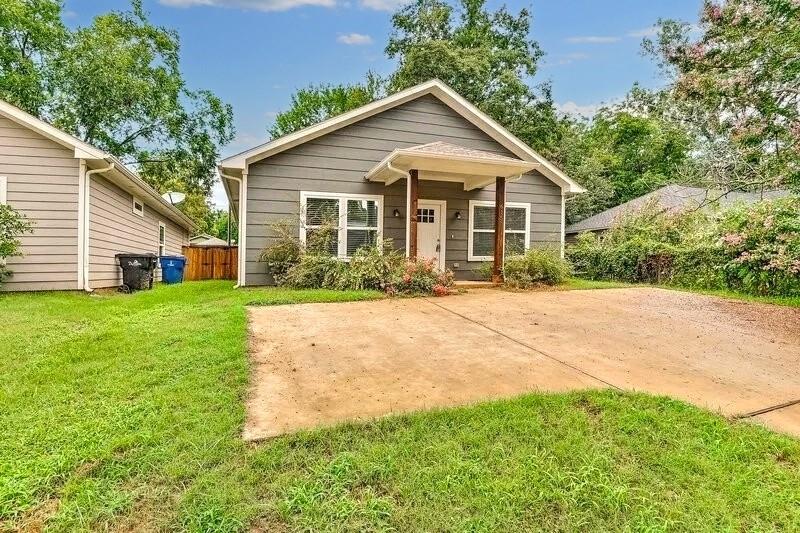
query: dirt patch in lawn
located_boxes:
[245,288,800,440]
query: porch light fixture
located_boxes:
[393,208,401,218]
[455,211,462,220]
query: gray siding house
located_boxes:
[0,99,195,292]
[219,80,584,285]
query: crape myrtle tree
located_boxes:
[645,0,800,192]
[0,0,234,230]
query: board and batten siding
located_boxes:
[0,116,80,291]
[244,93,563,284]
[89,175,186,288]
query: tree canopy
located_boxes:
[0,0,234,230]
[645,0,800,191]
[269,73,382,139]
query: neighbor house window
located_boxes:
[300,192,383,258]
[467,200,530,261]
[158,222,166,257]
[132,197,144,217]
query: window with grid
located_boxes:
[468,200,530,261]
[301,192,382,258]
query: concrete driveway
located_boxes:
[245,288,800,440]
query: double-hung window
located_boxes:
[468,200,530,261]
[158,222,167,257]
[300,192,383,258]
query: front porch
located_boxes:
[366,141,538,282]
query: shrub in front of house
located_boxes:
[258,220,302,285]
[391,257,454,296]
[261,227,454,296]
[567,195,800,296]
[0,205,33,286]
[502,249,572,288]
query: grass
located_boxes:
[562,277,800,307]
[1,281,799,531]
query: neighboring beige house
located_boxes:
[219,79,585,285]
[0,99,195,292]
[188,233,230,246]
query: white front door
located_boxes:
[416,200,446,270]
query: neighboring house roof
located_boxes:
[219,79,585,195]
[566,184,791,234]
[189,234,229,246]
[0,98,197,231]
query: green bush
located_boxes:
[262,223,455,296]
[567,195,800,296]
[335,243,405,291]
[503,249,572,288]
[282,254,344,289]
[0,205,33,285]
[258,221,301,285]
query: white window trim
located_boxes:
[158,221,167,257]
[132,196,144,217]
[299,191,384,259]
[0,176,6,205]
[467,200,531,262]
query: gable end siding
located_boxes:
[0,116,80,291]
[244,94,562,285]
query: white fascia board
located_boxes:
[0,99,107,160]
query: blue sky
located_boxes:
[64,0,704,207]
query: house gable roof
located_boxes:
[219,79,585,194]
[0,99,196,231]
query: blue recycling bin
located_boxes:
[159,255,187,284]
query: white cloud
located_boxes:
[543,52,590,67]
[337,32,373,45]
[555,101,603,118]
[565,35,621,44]
[627,26,659,38]
[358,0,408,11]
[159,0,335,12]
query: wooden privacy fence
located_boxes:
[181,246,238,281]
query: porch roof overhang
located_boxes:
[365,142,538,191]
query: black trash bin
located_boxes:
[115,253,158,292]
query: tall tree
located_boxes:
[269,73,383,139]
[0,0,66,114]
[51,1,234,199]
[0,1,234,228]
[645,0,800,191]
[386,0,565,155]
[557,96,694,223]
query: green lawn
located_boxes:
[1,282,799,531]
[563,277,800,307]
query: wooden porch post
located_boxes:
[493,176,505,283]
[409,169,419,259]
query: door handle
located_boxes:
[436,240,441,252]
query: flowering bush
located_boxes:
[567,195,800,296]
[261,226,455,296]
[391,258,454,296]
[717,197,800,295]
